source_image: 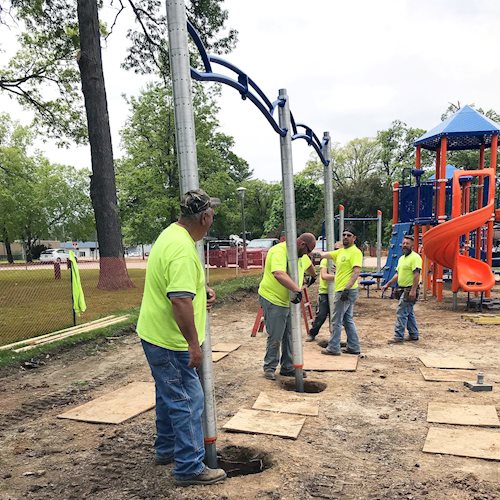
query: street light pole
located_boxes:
[236,187,248,270]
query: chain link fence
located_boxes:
[0,257,265,347]
[0,259,146,347]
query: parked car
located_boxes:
[39,248,75,263]
[245,238,279,266]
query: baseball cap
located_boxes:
[342,226,357,236]
[180,189,220,216]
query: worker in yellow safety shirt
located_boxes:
[258,233,317,381]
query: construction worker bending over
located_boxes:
[258,233,317,380]
[315,227,362,355]
[137,189,226,486]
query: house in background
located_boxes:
[62,241,99,260]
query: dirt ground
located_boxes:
[1,284,499,500]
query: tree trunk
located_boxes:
[2,225,14,264]
[77,0,134,289]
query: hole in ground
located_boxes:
[217,445,272,477]
[281,379,327,393]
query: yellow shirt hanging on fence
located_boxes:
[69,250,86,315]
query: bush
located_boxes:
[32,244,48,260]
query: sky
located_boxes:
[1,0,500,182]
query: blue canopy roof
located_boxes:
[414,105,500,151]
[428,164,456,180]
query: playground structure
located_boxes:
[387,106,499,309]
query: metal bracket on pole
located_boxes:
[278,88,304,393]
[165,0,218,468]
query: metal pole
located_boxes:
[165,0,218,468]
[278,88,304,393]
[237,187,248,270]
[339,205,345,241]
[376,210,382,273]
[322,132,335,334]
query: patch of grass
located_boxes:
[212,273,262,303]
[0,271,262,368]
[0,266,262,346]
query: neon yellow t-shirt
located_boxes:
[137,223,206,351]
[396,251,422,287]
[258,242,312,307]
[318,258,331,294]
[329,245,363,292]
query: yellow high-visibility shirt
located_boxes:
[396,251,422,287]
[258,242,312,307]
[328,245,362,292]
[137,223,206,351]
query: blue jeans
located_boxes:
[394,297,419,340]
[141,340,205,480]
[327,289,360,353]
[259,296,293,374]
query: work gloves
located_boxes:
[304,275,316,288]
[291,291,303,304]
[340,289,350,301]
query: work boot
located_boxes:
[175,466,227,486]
[317,339,328,348]
[305,334,316,342]
[321,348,341,356]
[264,370,276,380]
[387,338,404,344]
[342,348,360,355]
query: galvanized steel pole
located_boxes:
[322,132,335,332]
[339,205,345,241]
[165,0,218,468]
[376,210,382,273]
[278,89,304,393]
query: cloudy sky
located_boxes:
[2,0,500,182]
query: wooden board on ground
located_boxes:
[423,427,500,461]
[427,402,500,427]
[418,354,475,370]
[462,314,500,325]
[419,367,478,382]
[57,382,155,424]
[13,316,129,353]
[252,391,319,416]
[0,315,116,352]
[223,408,306,439]
[212,343,241,353]
[303,350,358,371]
[212,351,229,362]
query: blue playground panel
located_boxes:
[381,222,413,287]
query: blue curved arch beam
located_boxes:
[187,21,329,166]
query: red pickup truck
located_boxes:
[245,238,279,267]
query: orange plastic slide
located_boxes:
[422,169,496,293]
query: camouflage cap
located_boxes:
[180,189,220,216]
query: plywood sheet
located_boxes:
[418,354,475,370]
[427,402,500,427]
[303,350,358,371]
[252,391,319,416]
[212,343,241,353]
[423,427,500,461]
[223,408,306,439]
[212,351,229,362]
[419,367,478,382]
[58,382,155,424]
